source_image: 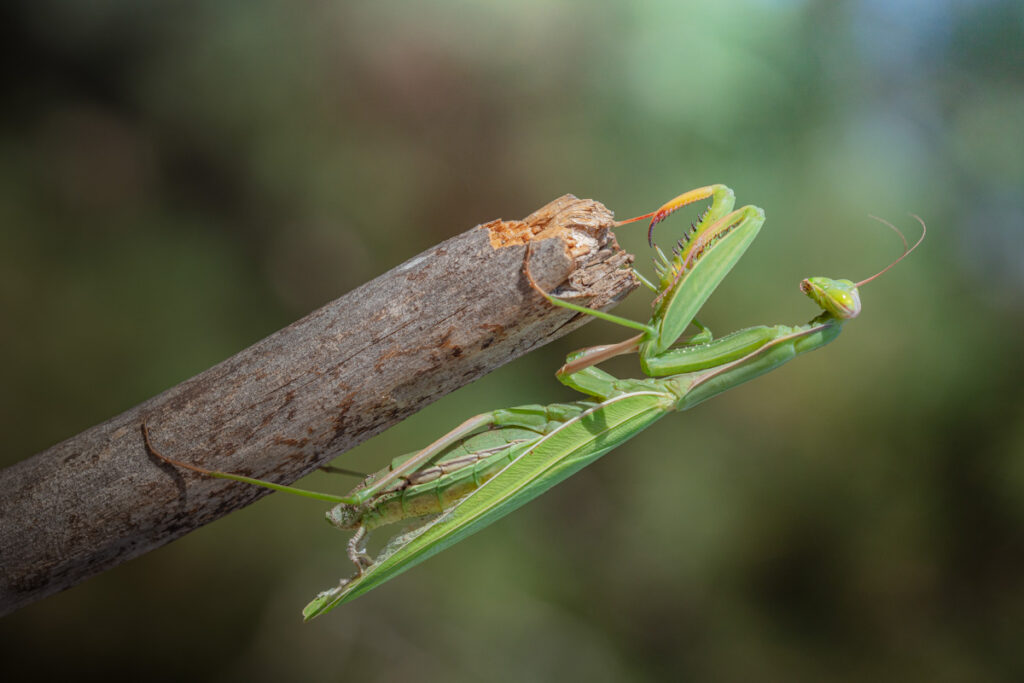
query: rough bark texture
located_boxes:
[0,195,637,616]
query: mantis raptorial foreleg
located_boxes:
[144,186,925,619]
[524,185,766,379]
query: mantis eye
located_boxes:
[799,277,862,319]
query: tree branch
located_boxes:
[0,195,637,616]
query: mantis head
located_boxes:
[800,277,861,319]
[799,215,926,321]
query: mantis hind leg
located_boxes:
[141,420,354,505]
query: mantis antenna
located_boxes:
[856,214,927,287]
[799,214,927,320]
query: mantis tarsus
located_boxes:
[143,185,925,619]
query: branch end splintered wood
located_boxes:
[0,194,638,616]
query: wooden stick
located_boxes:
[0,195,637,616]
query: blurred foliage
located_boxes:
[2,0,1023,681]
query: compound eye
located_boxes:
[827,287,862,319]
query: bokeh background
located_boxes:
[3,1,1023,681]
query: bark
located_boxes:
[0,195,637,616]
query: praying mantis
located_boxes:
[144,185,924,619]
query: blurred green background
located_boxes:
[3,1,1023,680]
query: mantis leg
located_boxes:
[349,404,583,505]
[689,319,713,345]
[554,318,715,379]
[142,421,353,505]
[145,414,514,507]
[345,526,372,574]
[554,334,644,378]
[522,242,651,333]
[642,204,765,357]
[345,412,511,505]
[644,184,735,247]
[633,269,659,293]
[551,362,623,401]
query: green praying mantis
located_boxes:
[144,184,924,619]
